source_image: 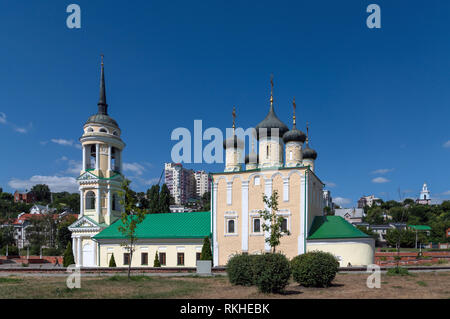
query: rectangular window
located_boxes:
[141,252,148,265]
[159,252,166,266]
[227,219,236,234]
[177,253,185,266]
[280,218,288,232]
[253,218,261,233]
[196,252,201,261]
[123,253,130,265]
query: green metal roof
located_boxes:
[307,216,369,240]
[408,225,431,231]
[93,211,211,240]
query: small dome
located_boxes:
[283,127,306,144]
[255,105,289,139]
[302,142,317,160]
[223,135,244,149]
[85,114,119,129]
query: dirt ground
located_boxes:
[0,271,449,299]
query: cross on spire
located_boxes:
[292,97,296,127]
[270,74,274,106]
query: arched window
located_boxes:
[112,193,120,211]
[111,147,117,171]
[89,145,96,169]
[227,220,235,234]
[112,131,118,136]
[85,191,95,210]
[289,151,293,160]
[266,145,269,159]
[86,127,94,133]
[99,127,108,133]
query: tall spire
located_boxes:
[270,74,274,109]
[306,121,309,143]
[292,97,297,129]
[232,106,236,132]
[97,54,108,115]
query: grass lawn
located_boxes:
[0,272,449,299]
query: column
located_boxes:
[108,146,112,172]
[119,150,123,173]
[107,187,111,218]
[95,143,100,170]
[212,183,219,266]
[77,236,82,266]
[241,181,249,252]
[72,236,76,265]
[80,190,84,217]
[264,179,272,252]
[82,145,86,171]
[299,174,306,255]
[96,188,101,220]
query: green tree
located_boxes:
[159,184,171,213]
[153,252,161,267]
[258,190,290,253]
[364,207,386,224]
[31,184,51,203]
[118,179,146,279]
[0,225,15,248]
[147,185,160,213]
[109,254,117,267]
[63,241,75,267]
[57,215,77,249]
[200,236,213,262]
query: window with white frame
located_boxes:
[227,219,236,234]
[253,218,261,233]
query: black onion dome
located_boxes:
[255,105,289,139]
[223,135,244,149]
[302,142,317,160]
[244,152,258,164]
[283,126,306,144]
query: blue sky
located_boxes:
[0,0,449,207]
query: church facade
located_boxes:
[212,83,374,267]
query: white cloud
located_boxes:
[333,197,351,206]
[372,177,390,183]
[49,138,82,149]
[371,168,394,175]
[442,190,450,196]
[443,140,450,148]
[324,181,336,188]
[8,175,78,193]
[14,127,28,134]
[0,112,6,124]
[0,113,31,133]
[123,162,146,176]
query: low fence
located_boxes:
[374,251,450,266]
[0,256,63,264]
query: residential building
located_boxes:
[29,204,55,215]
[357,195,381,208]
[194,170,211,197]
[334,208,364,224]
[13,190,36,203]
[164,163,196,205]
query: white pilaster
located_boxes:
[264,178,272,252]
[80,190,84,217]
[241,180,249,252]
[299,174,306,254]
[95,144,100,170]
[107,186,111,219]
[72,236,76,265]
[283,177,289,202]
[82,145,86,171]
[226,181,233,206]
[108,146,112,172]
[213,183,219,266]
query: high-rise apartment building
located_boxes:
[164,163,200,205]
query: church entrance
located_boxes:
[82,243,95,267]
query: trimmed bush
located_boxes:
[109,254,117,267]
[200,237,213,262]
[226,253,258,286]
[387,266,409,276]
[291,251,339,287]
[253,253,291,293]
[153,252,161,267]
[63,242,75,267]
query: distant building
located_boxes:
[169,205,195,213]
[13,190,36,203]
[194,170,211,197]
[357,195,380,208]
[355,223,407,246]
[334,208,364,224]
[323,190,333,211]
[416,183,431,205]
[29,204,55,215]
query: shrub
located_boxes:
[153,252,161,267]
[291,251,339,288]
[387,267,410,276]
[63,242,75,267]
[253,253,291,293]
[1,245,19,256]
[200,237,213,262]
[226,253,257,286]
[109,254,117,267]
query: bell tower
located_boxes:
[78,56,126,226]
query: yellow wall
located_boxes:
[306,239,375,266]
[98,241,203,267]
